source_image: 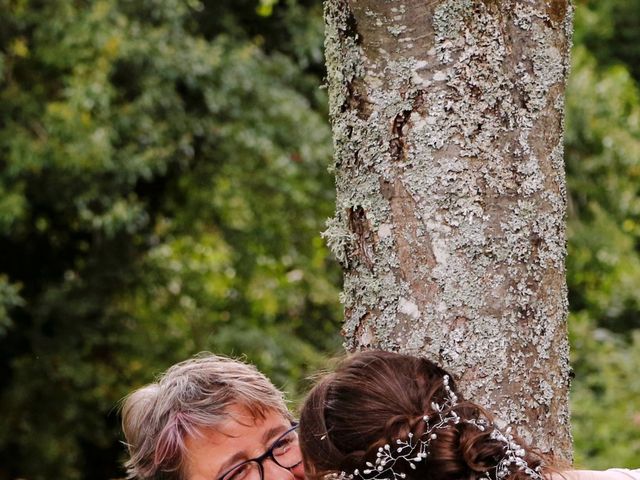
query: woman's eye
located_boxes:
[273,434,294,454]
[227,464,252,480]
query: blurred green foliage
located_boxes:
[574,0,640,83]
[0,1,339,478]
[570,314,640,468]
[0,0,638,478]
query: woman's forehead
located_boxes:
[183,407,290,480]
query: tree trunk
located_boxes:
[323,0,573,460]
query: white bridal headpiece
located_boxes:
[324,375,544,480]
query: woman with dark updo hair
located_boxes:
[298,351,638,480]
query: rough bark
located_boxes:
[323,0,573,460]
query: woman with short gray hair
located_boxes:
[121,353,303,480]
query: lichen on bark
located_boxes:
[324,0,573,460]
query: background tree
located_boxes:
[565,0,640,467]
[0,0,638,478]
[322,0,573,458]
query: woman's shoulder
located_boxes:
[549,469,640,480]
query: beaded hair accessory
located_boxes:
[324,375,544,480]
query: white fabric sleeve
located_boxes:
[549,469,640,480]
[606,469,640,480]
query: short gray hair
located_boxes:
[121,352,290,479]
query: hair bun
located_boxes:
[381,414,429,445]
[458,419,498,473]
[299,351,548,480]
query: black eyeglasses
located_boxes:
[217,424,301,480]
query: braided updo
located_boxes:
[299,351,550,480]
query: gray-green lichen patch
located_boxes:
[322,214,355,267]
[433,0,473,42]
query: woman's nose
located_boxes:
[289,461,305,480]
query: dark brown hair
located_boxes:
[299,351,551,480]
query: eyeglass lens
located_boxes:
[271,428,301,468]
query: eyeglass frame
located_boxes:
[216,423,302,480]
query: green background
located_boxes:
[0,0,638,478]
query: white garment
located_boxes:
[607,470,640,480]
[559,470,640,480]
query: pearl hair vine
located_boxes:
[323,375,545,480]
